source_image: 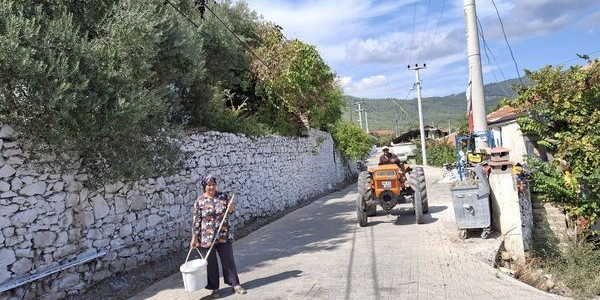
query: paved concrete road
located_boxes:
[130,166,565,300]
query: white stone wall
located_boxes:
[0,125,354,300]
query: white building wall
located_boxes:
[490,122,528,164]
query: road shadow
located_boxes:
[233,187,359,273]
[216,270,303,298]
[391,206,444,225]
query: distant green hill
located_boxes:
[342,78,528,132]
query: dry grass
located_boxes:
[548,241,600,299]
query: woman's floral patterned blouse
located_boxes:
[193,192,234,248]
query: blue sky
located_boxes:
[242,0,600,99]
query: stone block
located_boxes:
[65,194,78,209]
[4,235,23,246]
[15,248,34,258]
[0,164,15,179]
[52,181,65,192]
[0,265,10,283]
[0,125,14,139]
[75,210,95,227]
[0,180,9,192]
[169,205,180,218]
[0,204,19,216]
[19,181,46,196]
[119,224,133,237]
[0,248,16,266]
[135,218,147,232]
[93,239,110,248]
[0,216,9,228]
[86,229,103,240]
[146,214,162,228]
[6,156,24,165]
[91,195,110,220]
[102,224,116,238]
[130,195,146,211]
[0,191,17,198]
[114,196,128,214]
[33,231,57,248]
[11,209,37,227]
[59,210,73,228]
[105,181,124,194]
[58,273,80,289]
[56,231,68,247]
[15,248,33,258]
[10,258,33,275]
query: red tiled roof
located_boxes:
[486,105,523,124]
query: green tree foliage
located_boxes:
[511,62,600,225]
[0,0,202,186]
[0,0,348,186]
[251,23,344,132]
[330,122,371,161]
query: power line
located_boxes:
[416,0,432,62]
[164,0,293,119]
[477,16,511,95]
[423,0,447,61]
[203,3,271,71]
[408,0,419,63]
[558,49,600,65]
[490,0,523,86]
[164,0,201,28]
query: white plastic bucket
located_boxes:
[180,257,208,292]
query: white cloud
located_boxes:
[477,0,600,40]
[341,75,390,97]
[243,0,600,98]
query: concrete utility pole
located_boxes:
[464,0,489,150]
[364,111,370,134]
[355,101,364,130]
[408,63,427,166]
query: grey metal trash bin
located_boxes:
[450,164,491,239]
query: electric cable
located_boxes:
[416,0,432,62]
[423,0,447,61]
[491,0,523,85]
[408,0,419,64]
[477,16,511,95]
[558,49,600,65]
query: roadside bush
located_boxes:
[414,140,455,167]
[330,121,371,161]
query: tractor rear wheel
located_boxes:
[356,195,368,227]
[410,167,427,224]
[366,204,377,217]
[357,171,373,200]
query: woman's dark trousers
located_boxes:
[200,242,240,290]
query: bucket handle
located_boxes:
[185,247,205,263]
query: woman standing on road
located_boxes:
[190,174,246,299]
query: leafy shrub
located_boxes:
[414,140,455,167]
[330,122,371,161]
[512,62,600,225]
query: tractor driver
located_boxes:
[379,147,400,165]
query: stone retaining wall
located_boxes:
[0,125,354,300]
